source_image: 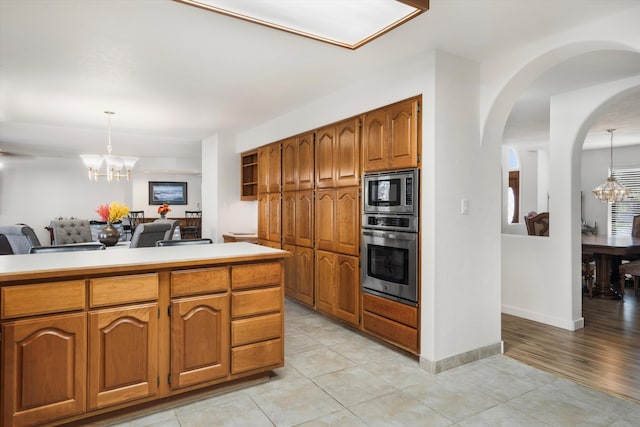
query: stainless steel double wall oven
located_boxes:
[361,169,419,306]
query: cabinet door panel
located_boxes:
[315,190,335,252]
[335,118,360,187]
[315,125,335,188]
[315,250,335,316]
[88,303,158,409]
[388,99,419,169]
[267,143,281,193]
[335,187,360,256]
[283,244,297,299]
[335,254,360,326]
[282,192,296,245]
[267,193,281,243]
[363,109,387,172]
[2,313,86,427]
[257,193,269,240]
[297,132,315,190]
[257,146,269,194]
[296,246,314,306]
[171,294,229,389]
[295,190,313,248]
[282,137,297,192]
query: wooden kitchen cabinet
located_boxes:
[257,192,269,241]
[335,117,360,187]
[282,191,296,245]
[257,146,269,194]
[363,97,420,172]
[2,312,86,427]
[315,124,335,189]
[335,187,360,256]
[362,293,418,354]
[88,303,159,409]
[268,142,282,193]
[240,150,258,201]
[297,132,315,190]
[268,192,281,243]
[296,190,313,248]
[170,293,229,389]
[315,187,359,256]
[283,245,314,307]
[315,251,360,327]
[316,189,335,252]
[282,137,297,192]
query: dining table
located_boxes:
[582,234,640,298]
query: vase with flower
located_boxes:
[96,201,130,246]
[157,203,171,219]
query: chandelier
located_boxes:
[80,111,138,182]
[592,129,629,204]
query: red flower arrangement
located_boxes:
[157,203,171,216]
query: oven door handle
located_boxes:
[362,229,416,240]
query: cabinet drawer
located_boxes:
[363,293,417,328]
[363,311,418,354]
[232,287,281,318]
[1,280,86,319]
[231,338,283,374]
[231,262,281,290]
[90,274,158,307]
[171,267,230,297]
[232,313,282,346]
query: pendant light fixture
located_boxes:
[80,111,138,182]
[592,128,629,204]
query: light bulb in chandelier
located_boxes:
[80,111,138,182]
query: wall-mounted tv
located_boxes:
[148,181,188,205]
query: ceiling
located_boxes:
[1,0,639,165]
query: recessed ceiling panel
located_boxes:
[175,0,427,49]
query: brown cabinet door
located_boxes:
[315,250,335,316]
[268,193,281,243]
[88,303,158,410]
[315,124,335,188]
[170,293,229,389]
[296,246,314,307]
[257,146,269,194]
[282,137,297,192]
[335,118,360,187]
[362,108,387,172]
[335,187,360,256]
[315,189,335,252]
[283,244,297,299]
[282,192,296,245]
[267,142,281,193]
[334,254,360,326]
[2,313,86,427]
[257,192,269,241]
[388,98,419,170]
[297,132,315,190]
[295,190,314,248]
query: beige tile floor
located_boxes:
[98,299,640,427]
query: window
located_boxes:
[610,166,640,235]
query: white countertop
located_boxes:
[0,242,288,281]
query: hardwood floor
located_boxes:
[502,287,640,404]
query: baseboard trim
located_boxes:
[502,304,584,331]
[419,341,503,374]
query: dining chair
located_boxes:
[50,219,93,245]
[123,210,145,240]
[129,222,172,248]
[0,234,14,255]
[582,252,595,298]
[182,211,202,239]
[30,243,106,253]
[153,218,180,240]
[156,238,212,246]
[619,260,640,296]
[524,212,549,236]
[0,224,42,254]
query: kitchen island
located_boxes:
[0,242,288,427]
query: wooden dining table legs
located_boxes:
[592,253,623,299]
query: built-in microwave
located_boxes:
[363,169,418,215]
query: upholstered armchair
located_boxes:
[129,222,173,248]
[0,225,42,254]
[50,219,93,245]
